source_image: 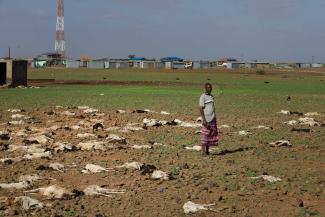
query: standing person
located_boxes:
[199,83,219,155]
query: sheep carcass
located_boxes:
[183,201,216,214]
[83,185,126,197]
[26,185,72,199]
[151,170,170,180]
[15,196,43,210]
[114,162,143,170]
[82,164,112,174]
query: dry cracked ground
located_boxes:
[0,106,324,217]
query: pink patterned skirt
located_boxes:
[201,118,219,147]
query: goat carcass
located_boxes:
[83,185,126,197]
[15,196,43,210]
[269,140,292,147]
[82,164,112,174]
[26,185,72,199]
[114,162,143,170]
[183,201,216,214]
[151,170,170,180]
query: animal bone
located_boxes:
[183,201,216,214]
[269,140,292,147]
[250,175,282,182]
[15,196,43,210]
[82,164,112,174]
[83,185,126,197]
[26,185,73,199]
[151,170,170,180]
[49,163,65,172]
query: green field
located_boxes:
[1,68,324,115]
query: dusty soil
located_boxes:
[0,107,324,217]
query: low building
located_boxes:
[66,60,81,68]
[88,59,107,69]
[0,59,27,87]
[105,60,129,69]
[165,61,185,69]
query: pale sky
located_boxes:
[0,0,324,62]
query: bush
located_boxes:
[256,69,266,75]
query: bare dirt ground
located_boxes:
[0,106,324,217]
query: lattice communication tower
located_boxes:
[55,0,65,57]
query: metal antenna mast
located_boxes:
[55,0,65,58]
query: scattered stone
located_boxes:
[83,108,99,114]
[11,114,29,119]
